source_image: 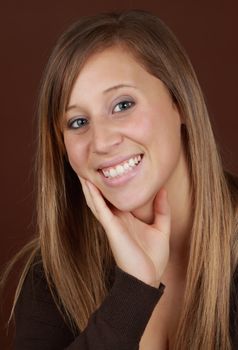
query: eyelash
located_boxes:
[68,99,135,130]
[112,100,135,113]
[68,118,88,130]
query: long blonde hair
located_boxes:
[3,9,238,349]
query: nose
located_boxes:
[91,122,123,154]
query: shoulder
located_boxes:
[14,253,77,348]
[18,253,52,302]
[15,253,75,333]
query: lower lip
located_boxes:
[98,156,144,187]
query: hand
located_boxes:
[79,178,171,287]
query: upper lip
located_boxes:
[97,153,143,170]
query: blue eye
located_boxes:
[69,118,88,129]
[113,100,135,113]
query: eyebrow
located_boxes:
[66,84,137,112]
[103,83,137,94]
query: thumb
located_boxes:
[153,188,171,235]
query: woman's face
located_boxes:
[63,46,184,212]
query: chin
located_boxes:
[112,201,139,212]
[103,196,136,212]
[104,190,155,214]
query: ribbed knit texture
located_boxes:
[98,266,165,343]
[14,262,165,349]
[14,259,238,349]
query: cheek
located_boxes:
[64,137,89,176]
[145,107,182,166]
[155,122,182,174]
[126,111,154,142]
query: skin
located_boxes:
[63,46,192,287]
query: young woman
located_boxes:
[7,9,238,349]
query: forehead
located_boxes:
[69,46,160,102]
[77,47,142,83]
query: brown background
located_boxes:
[0,0,237,349]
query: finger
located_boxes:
[84,180,115,228]
[78,176,99,218]
[153,188,171,235]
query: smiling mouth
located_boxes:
[99,154,143,179]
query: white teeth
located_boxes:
[109,168,117,177]
[129,158,135,167]
[101,155,142,178]
[104,170,110,177]
[116,165,124,175]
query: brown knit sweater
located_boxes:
[14,259,238,349]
